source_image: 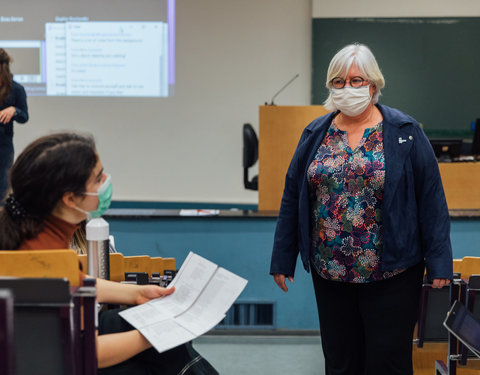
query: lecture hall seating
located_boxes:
[414,257,480,375]
[0,249,97,375]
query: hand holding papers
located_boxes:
[119,252,248,353]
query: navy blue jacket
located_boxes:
[270,104,453,282]
[1,81,29,137]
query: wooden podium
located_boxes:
[258,105,480,212]
[258,105,329,211]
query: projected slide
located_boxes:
[0,0,174,97]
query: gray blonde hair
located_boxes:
[323,43,385,111]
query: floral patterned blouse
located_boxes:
[308,121,404,283]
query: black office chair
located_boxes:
[243,123,258,190]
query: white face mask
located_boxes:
[331,85,372,117]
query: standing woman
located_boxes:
[270,43,453,375]
[0,48,28,203]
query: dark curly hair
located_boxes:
[0,132,98,249]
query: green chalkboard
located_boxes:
[312,18,480,137]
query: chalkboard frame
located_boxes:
[312,17,480,138]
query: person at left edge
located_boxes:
[0,48,29,204]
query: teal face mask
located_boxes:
[82,174,113,219]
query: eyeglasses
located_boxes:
[330,76,367,89]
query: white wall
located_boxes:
[15,0,480,204]
[313,0,480,18]
[12,0,312,204]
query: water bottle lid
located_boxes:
[86,218,110,241]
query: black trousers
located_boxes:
[97,308,218,375]
[312,261,424,375]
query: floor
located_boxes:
[193,334,325,375]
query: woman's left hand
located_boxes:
[0,106,16,124]
[135,284,175,305]
[432,278,450,288]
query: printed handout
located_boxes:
[119,251,248,353]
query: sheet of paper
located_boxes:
[120,251,217,327]
[119,252,247,353]
[119,302,166,329]
[179,209,220,216]
[175,267,248,336]
[157,251,218,310]
[139,319,196,354]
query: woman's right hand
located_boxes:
[95,277,174,305]
[0,106,15,124]
[135,284,175,305]
[273,273,294,293]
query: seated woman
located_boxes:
[0,132,218,375]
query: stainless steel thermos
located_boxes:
[86,218,110,279]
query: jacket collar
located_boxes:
[305,111,336,133]
[304,102,413,132]
[379,104,416,212]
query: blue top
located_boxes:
[270,104,453,282]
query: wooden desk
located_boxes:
[258,104,480,211]
[438,163,480,209]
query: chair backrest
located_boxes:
[163,257,177,273]
[0,278,74,375]
[416,273,461,346]
[83,252,176,282]
[414,276,465,375]
[150,257,176,276]
[0,277,97,375]
[454,274,480,365]
[460,257,480,280]
[0,251,97,375]
[78,254,87,275]
[124,255,151,275]
[465,275,480,326]
[0,250,80,286]
[150,257,165,275]
[0,288,14,375]
[79,252,127,282]
[453,258,463,277]
[243,123,258,190]
[109,252,125,281]
[419,286,451,343]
